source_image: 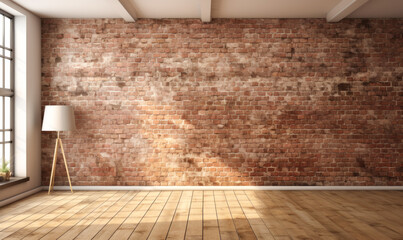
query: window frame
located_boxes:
[0,9,14,175]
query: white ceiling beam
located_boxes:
[117,0,138,22]
[326,0,368,22]
[200,0,211,22]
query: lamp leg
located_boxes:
[48,138,59,194]
[59,138,73,193]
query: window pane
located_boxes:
[5,130,10,141]
[0,16,3,47]
[5,143,10,163]
[5,49,11,58]
[5,59,10,89]
[0,12,12,174]
[5,97,10,129]
[5,17,11,49]
[0,143,3,164]
[0,97,3,128]
[0,58,3,88]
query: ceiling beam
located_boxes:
[200,0,211,23]
[117,0,138,22]
[326,0,368,22]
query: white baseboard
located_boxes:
[1,185,400,207]
[0,186,43,208]
[43,185,403,191]
[2,185,400,208]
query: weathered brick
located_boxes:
[41,18,402,186]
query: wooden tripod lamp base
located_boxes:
[48,131,73,194]
[42,105,76,194]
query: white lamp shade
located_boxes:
[42,105,76,131]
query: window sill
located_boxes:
[0,177,29,190]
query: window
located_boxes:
[0,9,13,175]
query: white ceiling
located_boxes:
[349,0,403,18]
[10,0,403,19]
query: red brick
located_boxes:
[41,18,402,186]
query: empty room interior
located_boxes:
[0,0,402,239]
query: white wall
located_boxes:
[0,0,41,202]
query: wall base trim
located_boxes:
[1,185,400,207]
[43,185,403,191]
[0,186,43,207]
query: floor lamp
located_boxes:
[42,105,76,194]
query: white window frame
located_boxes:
[0,9,14,175]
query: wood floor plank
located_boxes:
[263,191,322,240]
[0,190,402,240]
[57,191,126,240]
[40,191,118,240]
[4,192,87,240]
[332,191,403,226]
[214,191,239,240]
[0,192,83,239]
[246,191,288,239]
[74,191,138,239]
[148,191,182,240]
[235,191,274,240]
[0,192,73,231]
[22,192,105,240]
[92,191,149,240]
[319,191,394,240]
[109,191,160,240]
[224,191,256,240]
[380,191,403,207]
[327,191,403,238]
[300,191,378,240]
[185,190,203,240]
[203,191,220,240]
[282,191,351,240]
[166,191,192,239]
[128,191,172,240]
[0,192,50,222]
[357,191,403,231]
[40,191,117,240]
[274,191,337,240]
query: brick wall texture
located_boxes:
[41,18,402,186]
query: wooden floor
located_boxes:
[0,191,402,240]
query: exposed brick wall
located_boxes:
[41,18,402,186]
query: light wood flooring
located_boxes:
[0,190,402,240]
